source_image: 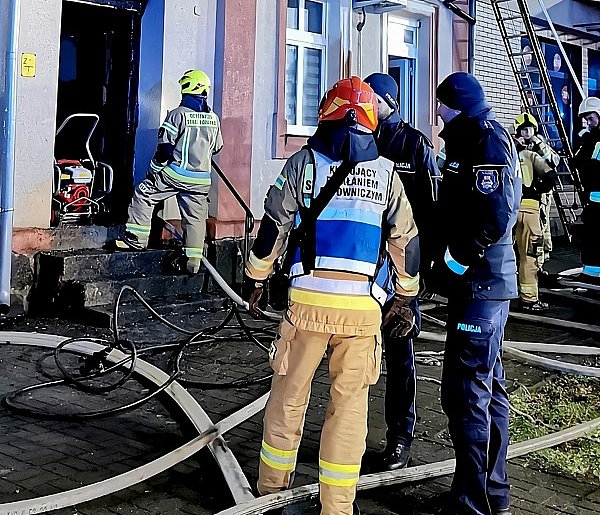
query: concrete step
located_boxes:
[77,273,208,308]
[29,240,245,320]
[36,248,173,283]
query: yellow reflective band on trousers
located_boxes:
[260,440,297,472]
[184,247,203,259]
[519,282,538,295]
[319,458,360,487]
[520,198,540,210]
[126,223,151,236]
[289,288,379,311]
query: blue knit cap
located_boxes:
[436,72,491,117]
[364,73,399,110]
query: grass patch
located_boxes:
[509,375,600,483]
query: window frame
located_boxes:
[285,0,328,136]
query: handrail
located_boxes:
[211,160,256,266]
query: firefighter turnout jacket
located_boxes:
[246,147,420,336]
[150,96,223,189]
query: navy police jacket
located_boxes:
[434,111,522,300]
[375,113,441,271]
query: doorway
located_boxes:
[56,0,145,223]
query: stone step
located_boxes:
[65,273,209,309]
[36,248,175,283]
[29,240,245,320]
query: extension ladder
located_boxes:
[490,0,585,241]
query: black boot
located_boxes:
[377,441,411,471]
[517,299,549,313]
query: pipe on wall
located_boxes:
[468,0,476,74]
[0,0,21,314]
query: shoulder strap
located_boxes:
[302,147,357,221]
[284,148,358,275]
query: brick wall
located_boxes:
[473,0,522,129]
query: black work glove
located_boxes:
[242,275,265,319]
[382,295,416,340]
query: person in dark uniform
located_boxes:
[573,97,600,284]
[364,72,441,470]
[432,72,521,515]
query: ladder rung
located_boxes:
[510,51,534,57]
[502,15,523,22]
[506,33,526,39]
[529,103,550,109]
[522,86,545,91]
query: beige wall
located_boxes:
[0,0,62,228]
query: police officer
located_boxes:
[111,70,223,275]
[242,77,420,515]
[572,97,600,284]
[364,72,440,470]
[513,135,557,312]
[433,73,521,515]
[513,113,560,267]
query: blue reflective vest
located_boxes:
[289,150,393,279]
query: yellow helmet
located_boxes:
[179,70,211,96]
[578,96,600,117]
[513,112,538,133]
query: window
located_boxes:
[285,0,326,134]
[387,17,418,126]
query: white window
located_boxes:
[285,0,327,135]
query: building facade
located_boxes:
[0,0,459,249]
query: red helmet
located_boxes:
[318,76,378,132]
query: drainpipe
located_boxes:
[468,0,476,74]
[0,0,21,314]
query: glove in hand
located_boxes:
[242,275,264,319]
[382,295,415,340]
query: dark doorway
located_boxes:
[56,0,145,223]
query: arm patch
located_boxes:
[475,166,501,194]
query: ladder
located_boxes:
[490,0,585,241]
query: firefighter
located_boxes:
[432,72,521,515]
[242,77,420,515]
[513,113,560,267]
[572,97,600,284]
[111,70,223,275]
[363,72,440,471]
[513,138,557,312]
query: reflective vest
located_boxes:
[289,150,392,280]
[160,108,222,186]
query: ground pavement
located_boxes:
[0,245,599,514]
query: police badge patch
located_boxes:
[475,167,500,194]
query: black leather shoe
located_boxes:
[379,442,411,471]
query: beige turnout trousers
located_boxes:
[258,318,381,515]
[515,204,543,302]
[126,169,208,274]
